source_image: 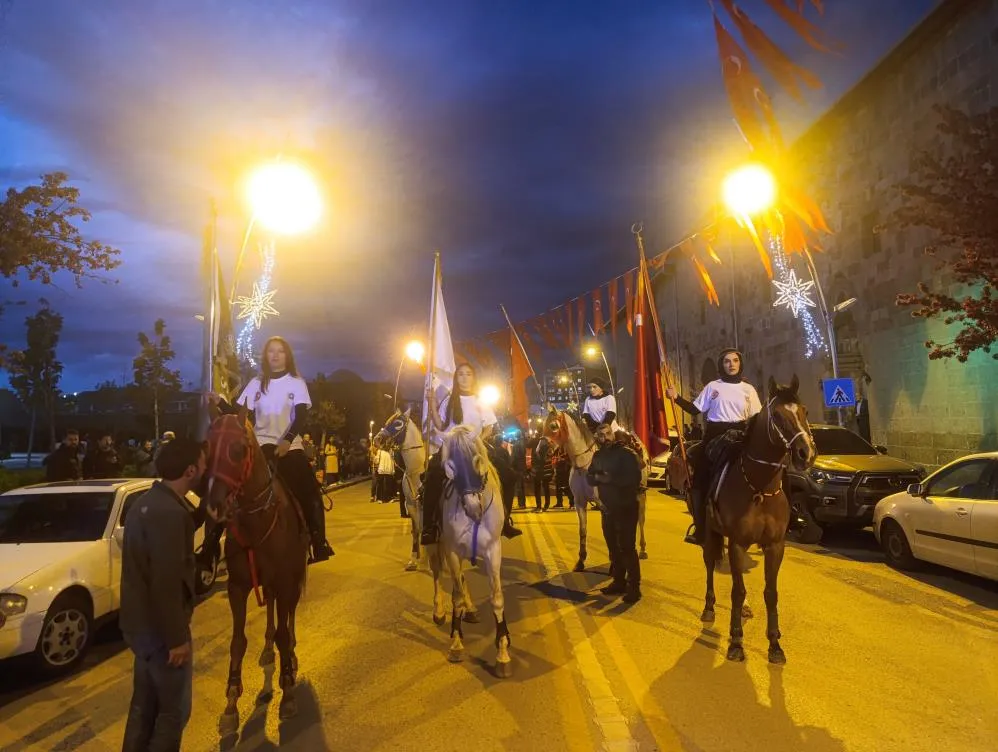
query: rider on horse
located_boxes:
[666,348,762,546]
[204,336,335,564]
[582,376,619,433]
[420,362,522,546]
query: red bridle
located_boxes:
[206,414,254,510]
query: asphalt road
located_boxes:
[1,484,996,752]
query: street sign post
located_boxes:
[822,378,856,409]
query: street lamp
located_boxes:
[393,340,425,409]
[247,162,322,236]
[582,338,616,396]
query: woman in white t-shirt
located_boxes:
[666,348,762,546]
[420,362,521,545]
[582,377,620,433]
[210,337,334,564]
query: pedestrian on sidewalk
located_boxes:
[120,438,207,752]
[324,440,340,486]
[586,422,643,603]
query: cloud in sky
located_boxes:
[0,0,940,391]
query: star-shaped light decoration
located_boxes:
[771,269,817,319]
[235,282,280,329]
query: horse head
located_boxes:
[543,407,568,448]
[374,407,412,451]
[205,413,264,522]
[440,426,491,523]
[766,374,816,471]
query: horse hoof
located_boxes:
[218,711,239,737]
[433,612,446,626]
[573,559,586,573]
[258,647,275,667]
[768,646,787,665]
[404,559,419,571]
[463,610,480,624]
[278,697,298,721]
[495,660,513,679]
[700,609,715,624]
[639,551,648,560]
[741,605,754,620]
[726,644,746,662]
[448,648,464,663]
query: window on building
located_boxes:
[861,211,882,258]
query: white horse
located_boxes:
[374,409,426,570]
[430,426,512,677]
[545,408,650,572]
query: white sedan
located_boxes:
[0,480,214,675]
[873,452,998,581]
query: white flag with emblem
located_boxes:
[423,254,456,446]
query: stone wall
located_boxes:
[655,0,998,468]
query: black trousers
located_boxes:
[533,475,551,509]
[262,446,327,541]
[122,644,192,752]
[603,505,640,589]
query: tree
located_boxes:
[891,104,998,362]
[133,319,182,441]
[310,400,348,448]
[7,302,64,462]
[0,172,121,287]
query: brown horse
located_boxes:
[700,375,816,664]
[204,413,309,734]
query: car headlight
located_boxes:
[808,469,854,484]
[0,593,27,617]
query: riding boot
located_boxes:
[685,487,706,546]
[306,493,334,563]
[419,455,444,546]
[502,517,523,539]
[197,521,224,569]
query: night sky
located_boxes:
[0,0,939,392]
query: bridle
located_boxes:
[550,412,596,469]
[740,395,812,504]
[375,414,424,455]
[206,415,276,519]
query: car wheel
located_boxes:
[196,557,218,595]
[880,519,917,570]
[788,493,823,545]
[35,591,92,675]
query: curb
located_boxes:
[322,475,372,494]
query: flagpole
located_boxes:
[423,252,440,470]
[499,304,545,399]
[632,223,688,480]
[199,201,218,440]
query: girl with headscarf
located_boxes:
[582,376,620,433]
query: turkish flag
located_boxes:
[632,263,670,458]
[510,330,534,430]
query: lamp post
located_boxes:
[393,340,425,409]
[582,337,616,395]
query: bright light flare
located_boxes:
[479,384,501,408]
[405,340,425,364]
[584,345,599,359]
[722,164,776,217]
[247,162,321,235]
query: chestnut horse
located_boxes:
[700,375,816,664]
[204,413,310,733]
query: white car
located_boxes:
[647,449,672,487]
[873,452,998,582]
[0,480,215,674]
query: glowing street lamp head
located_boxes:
[247,162,321,235]
[584,345,600,359]
[479,384,501,408]
[405,340,425,364]
[722,164,776,217]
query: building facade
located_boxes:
[655,0,998,468]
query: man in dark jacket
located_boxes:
[43,429,82,481]
[120,438,206,752]
[83,433,123,479]
[587,422,643,603]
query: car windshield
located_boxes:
[0,492,115,543]
[812,428,875,456]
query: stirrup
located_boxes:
[683,523,701,546]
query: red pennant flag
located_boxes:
[633,263,670,458]
[549,308,569,347]
[763,0,840,52]
[607,276,620,344]
[624,269,636,336]
[510,330,534,429]
[713,13,780,150]
[536,319,560,349]
[567,300,575,345]
[517,325,543,363]
[592,287,604,334]
[577,296,587,340]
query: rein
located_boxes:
[740,396,811,504]
[559,413,596,469]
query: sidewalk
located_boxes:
[323,474,371,493]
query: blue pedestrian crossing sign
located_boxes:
[822,378,856,408]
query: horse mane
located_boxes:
[442,426,499,489]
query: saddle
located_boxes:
[687,429,747,514]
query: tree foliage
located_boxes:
[133,319,182,439]
[7,302,64,453]
[311,400,347,436]
[0,172,121,286]
[891,105,998,362]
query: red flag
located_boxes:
[592,287,604,334]
[607,276,620,343]
[510,330,534,429]
[549,308,569,347]
[624,269,636,336]
[567,300,575,345]
[517,325,543,363]
[763,0,840,52]
[536,319,560,349]
[633,262,670,458]
[577,296,587,340]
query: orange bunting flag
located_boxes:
[510,330,534,429]
[691,256,721,306]
[720,0,821,103]
[550,308,569,347]
[577,296,587,340]
[624,270,636,336]
[592,287,604,334]
[536,319,560,349]
[763,0,841,53]
[566,301,575,345]
[607,276,620,344]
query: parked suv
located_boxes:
[787,425,924,543]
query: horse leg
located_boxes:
[726,541,748,662]
[461,571,480,623]
[259,587,276,667]
[763,540,787,664]
[638,491,648,560]
[573,490,588,572]
[429,544,446,625]
[700,529,718,624]
[481,543,511,678]
[445,550,466,662]
[275,591,298,720]
[219,583,249,736]
[405,496,421,571]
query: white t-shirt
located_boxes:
[237,374,312,451]
[438,393,498,441]
[693,379,762,423]
[583,394,620,432]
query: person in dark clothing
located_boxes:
[43,429,82,481]
[510,438,528,509]
[83,433,123,479]
[485,437,523,539]
[855,391,872,444]
[120,438,206,752]
[552,445,572,509]
[666,349,762,546]
[133,440,156,478]
[532,436,553,510]
[587,422,643,603]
